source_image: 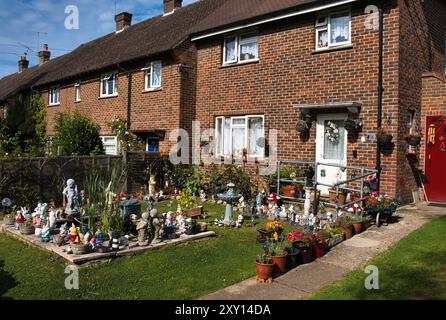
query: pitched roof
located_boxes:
[0,0,223,101]
[190,0,324,37]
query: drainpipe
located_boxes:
[375,3,384,193]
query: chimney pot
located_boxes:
[38,44,51,65]
[18,56,29,72]
[115,12,133,32]
[163,0,182,15]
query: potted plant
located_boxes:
[285,231,300,269]
[338,216,353,239]
[20,219,35,235]
[376,128,393,145]
[296,119,309,133]
[344,119,361,133]
[294,231,315,264]
[267,233,289,276]
[351,214,364,234]
[404,130,422,147]
[329,188,347,205]
[327,227,344,248]
[256,253,274,283]
[313,233,326,259]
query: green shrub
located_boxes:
[53,112,104,156]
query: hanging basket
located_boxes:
[377,133,393,145]
[405,135,421,147]
[296,119,309,133]
[344,119,361,132]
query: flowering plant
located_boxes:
[264,232,290,256]
[293,230,314,248]
[265,221,283,232]
[365,192,399,210]
[109,118,142,152]
[325,121,340,144]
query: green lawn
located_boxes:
[0,201,266,300]
[309,216,446,300]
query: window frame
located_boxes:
[100,72,118,97]
[315,10,351,51]
[215,115,265,158]
[49,85,60,106]
[144,61,162,91]
[74,80,81,102]
[100,136,119,155]
[223,31,259,65]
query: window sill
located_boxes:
[312,44,353,54]
[143,87,162,93]
[48,103,60,107]
[75,100,81,103]
[99,94,118,99]
[220,59,259,69]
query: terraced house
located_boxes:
[0,0,445,204]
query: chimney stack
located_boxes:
[18,55,29,72]
[38,44,51,65]
[115,12,133,32]
[163,0,182,15]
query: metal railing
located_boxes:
[276,160,379,218]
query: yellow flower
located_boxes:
[274,232,278,241]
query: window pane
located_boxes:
[102,80,107,95]
[216,118,223,155]
[146,70,151,89]
[330,13,350,44]
[224,37,236,63]
[232,118,246,125]
[107,78,114,94]
[151,62,161,87]
[248,117,264,156]
[223,117,231,155]
[239,34,258,61]
[323,120,345,160]
[232,127,246,155]
[317,29,328,48]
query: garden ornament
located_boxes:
[144,195,154,212]
[104,181,116,210]
[1,197,11,215]
[236,213,244,228]
[21,207,30,220]
[199,190,207,202]
[279,206,288,221]
[137,212,149,246]
[217,183,243,226]
[69,223,79,243]
[63,179,82,218]
[304,165,315,188]
[150,209,162,243]
[256,191,265,215]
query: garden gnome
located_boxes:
[256,190,265,216]
[48,205,58,231]
[236,213,244,228]
[63,179,82,219]
[199,190,206,202]
[69,223,79,243]
[137,212,149,246]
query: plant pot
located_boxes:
[377,134,392,145]
[286,247,300,269]
[341,225,353,239]
[406,136,421,146]
[313,242,325,259]
[255,261,274,282]
[71,243,89,255]
[282,185,297,198]
[299,246,314,264]
[352,222,362,235]
[20,225,35,235]
[329,190,346,205]
[271,252,288,276]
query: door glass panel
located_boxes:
[323,120,345,160]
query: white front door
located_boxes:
[316,114,348,195]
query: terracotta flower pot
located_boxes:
[329,190,346,205]
[342,226,353,239]
[20,225,35,235]
[255,261,275,282]
[353,222,362,235]
[282,185,297,198]
[271,252,288,276]
[313,242,325,259]
[299,246,314,264]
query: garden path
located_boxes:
[198,203,445,300]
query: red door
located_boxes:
[425,116,446,202]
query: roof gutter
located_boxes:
[191,0,359,41]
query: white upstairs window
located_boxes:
[145,61,162,90]
[100,72,118,97]
[49,86,60,105]
[223,32,259,65]
[75,80,81,102]
[316,11,351,50]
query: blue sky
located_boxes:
[0,0,197,78]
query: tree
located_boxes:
[53,112,104,156]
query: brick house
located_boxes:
[0,0,445,204]
[0,0,221,156]
[190,0,446,203]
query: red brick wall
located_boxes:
[399,0,446,203]
[195,1,402,199]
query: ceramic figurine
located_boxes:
[90,237,96,251]
[176,215,186,234]
[256,191,265,216]
[236,213,244,228]
[62,179,82,219]
[69,223,79,243]
[279,206,288,221]
[150,209,162,243]
[164,211,173,227]
[41,216,51,242]
[199,190,207,202]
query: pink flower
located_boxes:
[287,234,293,241]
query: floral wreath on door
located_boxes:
[325,121,340,144]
